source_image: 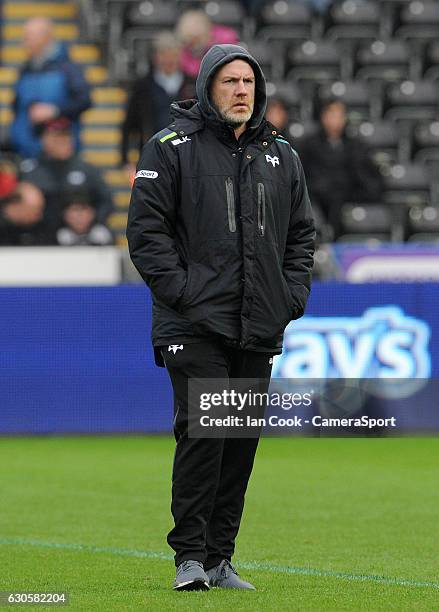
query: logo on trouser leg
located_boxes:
[168,345,184,354]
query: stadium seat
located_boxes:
[413,122,439,181]
[124,1,179,28]
[384,80,439,123]
[384,163,430,190]
[383,162,431,206]
[414,151,439,182]
[324,24,377,47]
[424,41,439,81]
[266,80,306,119]
[413,120,439,151]
[407,232,439,243]
[287,40,347,84]
[325,0,381,43]
[351,120,402,167]
[339,203,393,238]
[407,203,439,234]
[356,39,411,82]
[287,120,319,147]
[202,0,245,29]
[258,0,313,43]
[241,40,282,81]
[336,233,392,244]
[399,0,439,24]
[395,0,439,41]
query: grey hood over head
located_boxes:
[195,44,267,130]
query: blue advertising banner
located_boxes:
[275,284,436,379]
[0,283,437,434]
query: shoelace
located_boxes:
[219,559,238,579]
[180,560,201,571]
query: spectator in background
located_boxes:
[120,31,194,178]
[265,97,291,141]
[10,17,91,158]
[176,10,238,81]
[298,98,383,238]
[56,189,113,246]
[0,155,52,245]
[21,117,112,232]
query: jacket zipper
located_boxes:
[225,177,236,233]
[257,182,265,236]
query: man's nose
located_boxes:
[235,79,247,95]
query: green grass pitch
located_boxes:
[1,436,438,610]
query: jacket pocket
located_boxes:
[225,177,236,233]
[248,243,294,341]
[257,182,265,236]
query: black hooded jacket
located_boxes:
[127,44,315,366]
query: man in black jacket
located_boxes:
[127,44,315,591]
[298,98,384,238]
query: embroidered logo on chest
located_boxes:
[265,154,279,167]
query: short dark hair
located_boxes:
[266,97,288,110]
[61,188,93,209]
[318,97,346,116]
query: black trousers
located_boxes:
[161,340,273,569]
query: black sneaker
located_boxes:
[173,560,210,591]
[206,559,256,590]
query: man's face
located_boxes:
[210,59,255,127]
[320,102,347,138]
[23,18,53,58]
[42,130,74,160]
[266,100,289,131]
[64,203,96,234]
[154,48,181,75]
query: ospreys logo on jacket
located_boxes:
[127,44,315,366]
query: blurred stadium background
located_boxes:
[1,0,439,251]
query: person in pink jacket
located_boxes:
[176,10,239,81]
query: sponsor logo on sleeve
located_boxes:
[171,136,191,146]
[135,170,158,179]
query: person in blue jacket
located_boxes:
[10,17,91,158]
